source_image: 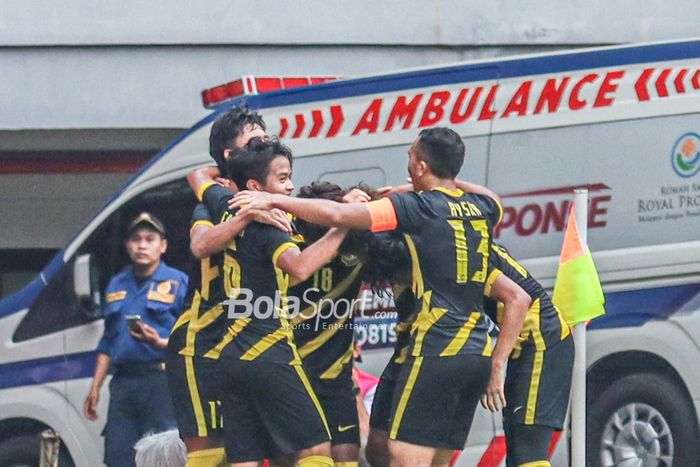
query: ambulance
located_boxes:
[0,38,699,466]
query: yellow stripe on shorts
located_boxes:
[389,356,423,439]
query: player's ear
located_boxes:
[417,160,428,177]
[159,238,168,255]
[246,179,262,191]
[223,148,233,160]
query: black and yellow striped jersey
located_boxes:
[289,245,364,381]
[484,243,571,356]
[196,185,301,364]
[169,186,236,358]
[384,188,502,358]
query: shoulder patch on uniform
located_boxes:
[106,290,127,303]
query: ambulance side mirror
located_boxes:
[74,254,102,318]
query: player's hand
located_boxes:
[215,177,238,192]
[376,186,393,198]
[129,322,166,348]
[249,208,292,233]
[376,183,414,197]
[342,188,371,204]
[230,190,274,212]
[83,387,100,421]
[480,365,507,412]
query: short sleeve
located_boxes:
[190,203,213,233]
[475,194,503,226]
[388,192,426,233]
[201,184,235,223]
[97,276,123,355]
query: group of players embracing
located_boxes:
[165,105,575,467]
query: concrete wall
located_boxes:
[1,0,698,130]
[0,0,698,249]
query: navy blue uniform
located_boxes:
[98,261,187,467]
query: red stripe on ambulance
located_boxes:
[273,64,699,140]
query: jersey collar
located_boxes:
[431,186,464,197]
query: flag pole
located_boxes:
[571,188,588,467]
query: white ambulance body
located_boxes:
[0,38,699,466]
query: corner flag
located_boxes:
[552,205,606,326]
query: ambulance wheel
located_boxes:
[0,434,75,467]
[586,373,698,467]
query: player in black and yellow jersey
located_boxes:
[484,243,574,467]
[288,182,369,467]
[165,106,291,467]
[231,127,532,466]
[208,138,350,466]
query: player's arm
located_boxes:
[377,178,501,206]
[187,166,224,200]
[454,179,502,206]
[191,212,292,259]
[233,191,370,229]
[231,191,402,233]
[275,227,348,285]
[481,272,531,412]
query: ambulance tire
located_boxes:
[0,434,75,467]
[586,372,698,467]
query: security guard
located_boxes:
[83,212,188,467]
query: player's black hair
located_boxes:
[295,181,347,245]
[360,230,413,287]
[415,127,465,179]
[226,137,292,190]
[209,105,266,176]
[294,182,412,288]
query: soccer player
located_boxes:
[166,106,289,467]
[288,181,369,467]
[209,138,348,466]
[231,127,532,467]
[484,243,575,467]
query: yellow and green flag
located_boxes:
[552,205,606,326]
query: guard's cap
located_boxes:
[127,212,166,237]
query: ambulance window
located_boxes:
[13,178,197,342]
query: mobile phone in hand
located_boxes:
[125,315,141,330]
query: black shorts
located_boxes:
[503,335,575,430]
[312,377,360,446]
[369,359,403,432]
[388,354,491,450]
[219,359,331,462]
[165,351,223,439]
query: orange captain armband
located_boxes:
[368,198,398,232]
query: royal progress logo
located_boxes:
[672,133,700,178]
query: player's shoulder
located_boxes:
[201,182,234,200]
[243,220,292,244]
[389,190,433,211]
